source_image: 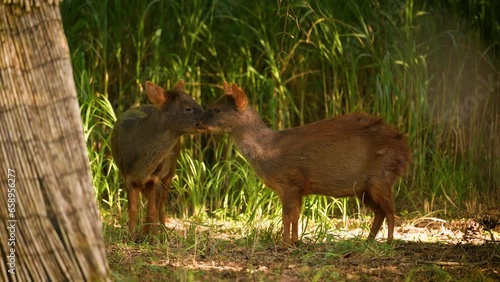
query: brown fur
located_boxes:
[111,80,204,240]
[197,82,410,245]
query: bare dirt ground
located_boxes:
[106,212,500,281]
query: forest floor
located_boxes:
[104,211,500,281]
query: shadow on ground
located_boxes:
[105,217,500,281]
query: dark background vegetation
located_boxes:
[61,0,499,224]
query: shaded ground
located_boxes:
[105,214,500,281]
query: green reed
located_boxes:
[62,0,499,229]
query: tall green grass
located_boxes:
[61,0,499,229]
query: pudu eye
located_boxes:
[214,108,221,113]
[185,107,193,112]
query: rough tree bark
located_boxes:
[0,1,108,281]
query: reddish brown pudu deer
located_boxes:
[196,82,410,245]
[111,80,204,240]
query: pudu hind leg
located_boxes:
[126,181,140,240]
[157,174,174,226]
[141,181,159,237]
[362,184,395,243]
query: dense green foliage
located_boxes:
[61,0,499,225]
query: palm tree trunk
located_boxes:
[0,1,108,281]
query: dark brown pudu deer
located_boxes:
[196,82,410,245]
[111,80,204,240]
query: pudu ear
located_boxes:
[223,81,232,95]
[173,79,185,92]
[226,82,247,111]
[145,81,167,106]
